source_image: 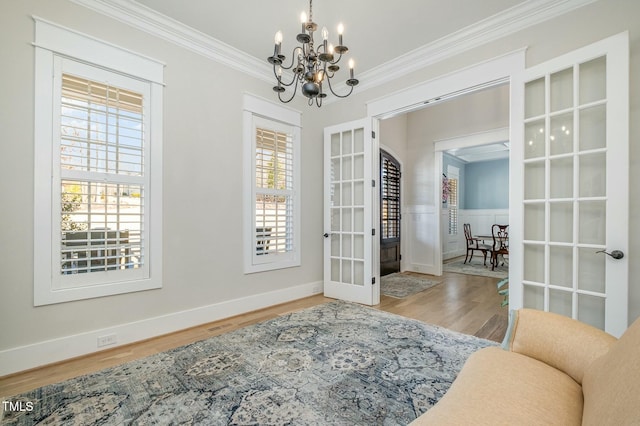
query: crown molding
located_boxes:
[69,0,272,83]
[331,0,597,97]
[71,0,596,96]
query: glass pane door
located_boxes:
[324,119,375,305]
[517,32,629,336]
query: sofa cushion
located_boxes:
[503,309,616,385]
[411,347,583,425]
[582,317,640,426]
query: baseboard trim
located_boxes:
[0,281,323,377]
[406,263,438,276]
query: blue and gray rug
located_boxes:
[3,301,496,425]
[380,273,441,298]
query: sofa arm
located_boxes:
[502,308,617,384]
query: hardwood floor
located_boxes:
[0,269,507,398]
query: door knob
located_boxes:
[596,249,624,259]
[323,233,330,238]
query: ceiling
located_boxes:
[75,0,592,163]
[131,0,527,76]
[445,142,510,163]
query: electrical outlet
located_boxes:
[97,333,117,348]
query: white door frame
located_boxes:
[367,50,526,276]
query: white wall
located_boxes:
[1,0,639,375]
[0,0,323,374]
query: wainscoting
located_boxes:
[403,205,438,274]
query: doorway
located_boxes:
[380,149,401,276]
[437,131,511,271]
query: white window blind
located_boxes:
[255,127,294,257]
[448,178,458,235]
[59,74,145,275]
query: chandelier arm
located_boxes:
[273,66,299,87]
[326,76,355,98]
[277,47,304,71]
[328,52,343,65]
[277,81,300,104]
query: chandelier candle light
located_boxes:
[268,0,359,107]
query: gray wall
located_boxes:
[0,1,322,355]
[1,0,639,368]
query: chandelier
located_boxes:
[267,0,359,107]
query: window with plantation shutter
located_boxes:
[60,74,145,274]
[243,95,301,273]
[255,127,294,256]
[381,154,401,240]
[448,178,459,235]
[33,20,163,305]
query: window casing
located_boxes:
[34,19,163,305]
[243,95,301,273]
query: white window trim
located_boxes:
[243,94,301,273]
[33,18,164,305]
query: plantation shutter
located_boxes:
[448,178,458,235]
[254,126,295,258]
[59,73,145,274]
[381,155,400,240]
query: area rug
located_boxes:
[443,258,508,279]
[380,272,441,298]
[3,301,496,426]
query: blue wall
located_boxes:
[464,158,509,209]
[443,155,509,209]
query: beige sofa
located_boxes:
[412,308,640,425]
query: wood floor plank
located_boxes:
[0,269,507,398]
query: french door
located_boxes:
[323,119,379,305]
[510,32,629,337]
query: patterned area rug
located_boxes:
[443,257,508,279]
[3,301,496,426]
[380,273,441,298]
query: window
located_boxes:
[448,178,458,235]
[34,19,163,305]
[243,95,301,273]
[445,166,459,235]
[381,152,400,240]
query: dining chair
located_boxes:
[463,223,490,265]
[490,224,509,271]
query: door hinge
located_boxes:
[371,131,376,139]
[372,228,376,236]
[372,277,376,285]
[372,179,376,187]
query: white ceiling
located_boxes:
[74,0,594,163]
[132,0,526,76]
[445,142,510,163]
[76,0,596,95]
